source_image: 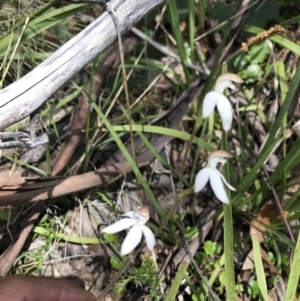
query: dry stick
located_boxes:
[0,66,200,297]
[230,133,295,243]
[0,204,41,276]
[131,27,206,74]
[0,0,166,276]
[217,0,252,64]
[106,3,141,198]
[164,143,221,301]
[2,75,87,274]
[0,95,89,275]
[158,245,177,279]
[0,68,197,205]
[52,95,89,175]
[0,0,166,130]
[0,30,134,277]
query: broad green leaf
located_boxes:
[234,40,270,70]
[203,241,221,256]
[248,0,279,21]
[239,64,263,84]
[110,255,123,270]
[208,2,234,23]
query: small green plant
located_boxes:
[234,40,270,84]
[114,255,162,300]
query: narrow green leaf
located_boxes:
[167,0,190,82]
[233,136,281,204]
[0,4,88,58]
[165,262,187,301]
[261,60,300,154]
[284,233,300,301]
[111,125,214,151]
[91,103,165,219]
[251,234,268,301]
[34,226,101,244]
[222,132,236,300]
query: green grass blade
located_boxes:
[167,0,190,82]
[111,125,214,151]
[197,0,205,32]
[187,0,196,64]
[251,234,268,301]
[260,60,300,155]
[268,137,300,186]
[0,4,88,58]
[233,136,280,204]
[284,233,300,301]
[34,226,101,244]
[91,102,165,219]
[165,262,187,301]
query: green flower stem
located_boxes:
[222,131,236,301]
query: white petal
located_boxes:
[209,169,229,204]
[216,94,233,131]
[217,170,236,191]
[101,218,136,234]
[194,168,211,192]
[120,225,142,256]
[140,225,156,252]
[202,91,219,118]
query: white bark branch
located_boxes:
[0,0,166,130]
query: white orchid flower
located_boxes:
[202,73,243,131]
[194,150,236,205]
[101,207,155,256]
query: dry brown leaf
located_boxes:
[237,269,251,282]
[268,287,278,301]
[242,249,254,270]
[180,21,186,32]
[242,245,277,274]
[259,246,278,274]
[250,202,281,243]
